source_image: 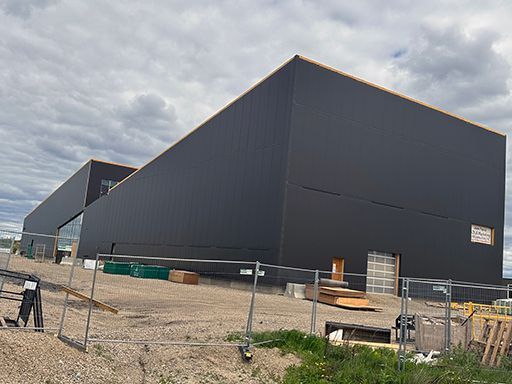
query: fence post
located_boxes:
[0,237,15,293]
[83,253,100,350]
[310,269,319,335]
[245,261,260,347]
[398,278,409,371]
[58,239,79,338]
[445,279,452,353]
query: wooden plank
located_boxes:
[489,321,506,367]
[320,287,366,298]
[497,321,512,367]
[336,303,383,312]
[334,297,370,307]
[313,293,369,306]
[394,254,400,296]
[482,320,500,365]
[306,285,366,298]
[331,258,344,281]
[330,339,398,350]
[60,286,119,314]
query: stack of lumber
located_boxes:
[305,285,381,311]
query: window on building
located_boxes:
[100,179,118,196]
[57,213,83,253]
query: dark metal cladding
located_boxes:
[279,58,506,285]
[85,160,138,207]
[21,162,91,255]
[21,160,136,258]
[29,56,505,286]
[77,61,297,261]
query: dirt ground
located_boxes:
[0,255,444,383]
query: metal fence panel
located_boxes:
[249,264,317,342]
[84,254,256,349]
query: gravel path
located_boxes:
[0,256,443,383]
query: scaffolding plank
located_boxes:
[60,286,118,314]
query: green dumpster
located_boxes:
[130,264,170,280]
[103,261,137,275]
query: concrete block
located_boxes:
[285,283,306,299]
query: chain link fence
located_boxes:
[0,229,79,335]
[73,253,257,350]
[397,278,512,372]
[3,228,512,374]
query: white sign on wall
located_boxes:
[471,224,493,245]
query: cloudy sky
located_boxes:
[1,1,512,274]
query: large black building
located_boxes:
[21,159,136,259]
[26,56,506,289]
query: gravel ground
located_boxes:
[0,256,445,383]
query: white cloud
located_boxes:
[0,0,512,276]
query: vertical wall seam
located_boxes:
[276,57,298,266]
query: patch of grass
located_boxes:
[158,375,176,384]
[92,344,113,362]
[251,330,512,384]
[225,331,245,343]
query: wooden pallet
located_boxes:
[481,319,512,367]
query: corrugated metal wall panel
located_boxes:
[78,60,296,260]
[280,58,505,284]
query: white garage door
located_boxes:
[366,250,396,294]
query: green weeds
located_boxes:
[249,330,512,384]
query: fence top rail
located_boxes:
[259,262,318,274]
[451,279,510,289]
[96,253,257,266]
[450,282,510,292]
[401,277,448,283]
[403,278,510,291]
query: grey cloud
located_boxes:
[1,1,512,277]
[116,93,178,135]
[390,26,510,109]
[1,0,57,19]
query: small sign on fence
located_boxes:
[23,280,37,290]
[239,269,265,276]
[433,285,447,293]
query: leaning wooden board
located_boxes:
[60,286,119,314]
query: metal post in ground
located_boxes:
[58,239,79,338]
[245,261,260,348]
[310,269,319,335]
[0,237,15,293]
[445,279,452,353]
[9,236,15,256]
[397,278,408,371]
[83,253,100,350]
